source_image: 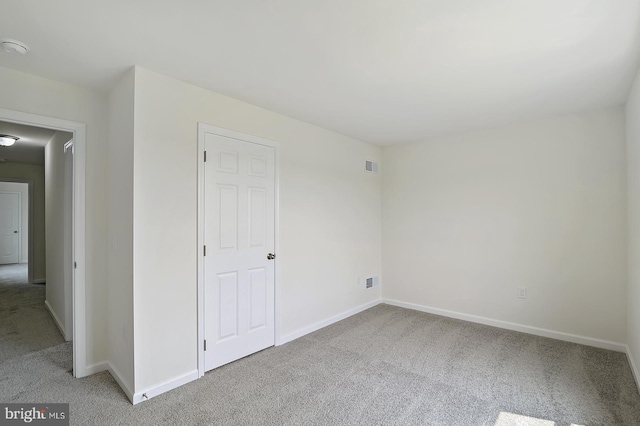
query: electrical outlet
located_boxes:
[518,287,527,299]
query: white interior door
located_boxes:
[204,132,276,371]
[0,192,20,265]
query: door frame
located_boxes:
[196,123,281,378]
[0,190,22,265]
[63,138,74,341]
[0,108,87,378]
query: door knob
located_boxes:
[267,253,276,260]
[14,231,18,234]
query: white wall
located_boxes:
[382,108,627,344]
[45,130,74,340]
[0,181,28,263]
[0,162,45,280]
[626,68,640,383]
[0,65,109,367]
[107,68,135,394]
[131,67,381,393]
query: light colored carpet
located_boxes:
[1,298,639,425]
[0,263,64,362]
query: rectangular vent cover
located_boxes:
[365,160,379,173]
[365,276,379,289]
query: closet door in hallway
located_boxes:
[0,192,20,265]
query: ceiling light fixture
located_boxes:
[1,39,29,55]
[0,135,19,147]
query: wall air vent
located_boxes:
[365,160,379,174]
[365,276,379,289]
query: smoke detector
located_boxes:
[1,39,29,55]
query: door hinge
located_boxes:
[204,245,206,256]
[204,340,207,351]
[74,261,77,269]
[204,151,207,162]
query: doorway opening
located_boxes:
[0,183,27,268]
[0,108,86,378]
[0,180,66,360]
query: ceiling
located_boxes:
[0,121,65,164]
[1,0,640,145]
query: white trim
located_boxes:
[132,370,199,405]
[17,192,21,265]
[0,108,87,378]
[196,124,205,377]
[44,300,67,340]
[33,278,46,284]
[627,347,640,393]
[16,192,21,264]
[107,362,135,402]
[382,298,627,353]
[273,145,282,346]
[84,361,109,376]
[27,180,34,285]
[72,124,86,378]
[63,143,74,346]
[279,299,382,345]
[84,361,134,402]
[196,123,281,377]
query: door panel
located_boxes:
[218,185,238,250]
[248,188,266,247]
[0,192,20,265]
[248,267,267,330]
[204,133,275,371]
[218,272,239,340]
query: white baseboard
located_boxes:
[44,300,67,340]
[278,299,381,345]
[33,278,45,284]
[132,370,198,405]
[84,361,109,376]
[382,298,627,353]
[627,347,640,393]
[107,362,135,403]
[82,361,134,403]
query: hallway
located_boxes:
[0,263,64,362]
